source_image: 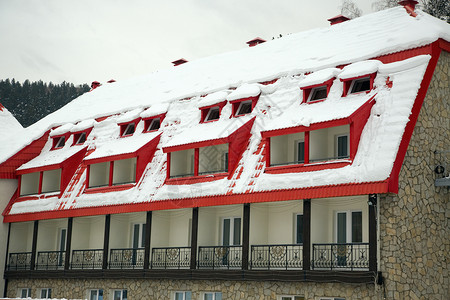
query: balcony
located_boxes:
[109,248,144,269]
[36,251,65,270]
[7,252,32,270]
[312,243,369,270]
[197,246,242,269]
[71,249,103,269]
[151,247,191,269]
[251,244,303,270]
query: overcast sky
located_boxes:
[0,0,378,85]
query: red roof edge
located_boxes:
[3,180,390,223]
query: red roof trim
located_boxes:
[84,183,135,194]
[266,160,351,174]
[163,137,229,153]
[301,78,335,104]
[166,173,227,185]
[3,180,389,222]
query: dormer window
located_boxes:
[205,107,220,121]
[121,123,135,137]
[236,101,252,116]
[341,74,375,97]
[74,132,86,145]
[308,86,328,102]
[301,78,334,104]
[146,118,161,131]
[53,136,65,149]
[199,101,226,123]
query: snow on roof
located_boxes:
[299,68,341,87]
[71,119,95,132]
[18,144,85,171]
[140,102,170,118]
[339,60,382,79]
[0,103,23,138]
[227,83,260,101]
[198,91,230,107]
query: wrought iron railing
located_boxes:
[312,243,369,270]
[251,244,303,270]
[71,249,103,269]
[197,246,242,269]
[8,252,32,270]
[151,247,191,269]
[109,248,145,269]
[36,251,65,270]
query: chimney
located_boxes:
[327,15,350,25]
[171,58,188,66]
[107,79,116,83]
[90,81,101,91]
[246,37,266,47]
[399,0,418,16]
[0,103,4,111]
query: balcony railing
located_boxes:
[312,243,369,270]
[36,251,65,270]
[71,249,103,269]
[8,252,32,270]
[151,247,191,269]
[197,246,242,269]
[251,244,303,270]
[109,248,144,269]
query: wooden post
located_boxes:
[102,215,111,269]
[242,203,251,270]
[64,217,73,270]
[190,207,199,269]
[30,220,39,270]
[369,194,378,272]
[144,211,152,269]
[302,199,311,270]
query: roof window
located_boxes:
[236,101,252,116]
[74,132,86,145]
[341,74,375,97]
[52,136,65,149]
[147,118,161,131]
[308,86,328,102]
[301,78,334,104]
[121,123,135,137]
[205,107,220,122]
[199,101,226,123]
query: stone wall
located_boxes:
[6,278,377,300]
[379,50,449,299]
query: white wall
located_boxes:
[151,209,191,248]
[20,172,39,195]
[110,212,146,249]
[310,125,349,161]
[270,133,304,165]
[72,216,105,250]
[89,162,110,187]
[0,179,18,296]
[36,219,67,252]
[41,169,61,193]
[170,149,194,177]
[266,200,302,244]
[8,221,33,253]
[112,158,136,185]
[198,205,242,246]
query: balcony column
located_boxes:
[64,217,73,270]
[4,223,11,297]
[30,220,39,270]
[242,203,250,270]
[102,215,111,269]
[302,199,311,270]
[369,194,377,272]
[143,211,152,269]
[190,207,198,269]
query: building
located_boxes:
[1,2,449,300]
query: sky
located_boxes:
[0,0,379,86]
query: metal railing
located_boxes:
[7,252,32,270]
[71,249,103,269]
[312,243,369,270]
[251,244,303,270]
[197,246,242,269]
[151,247,191,269]
[36,251,65,270]
[109,248,144,269]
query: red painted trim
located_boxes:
[86,164,90,189]
[304,131,310,164]
[260,78,279,85]
[163,137,229,153]
[84,183,135,194]
[388,41,442,192]
[166,173,228,185]
[439,39,450,52]
[109,161,114,186]
[166,152,171,180]
[266,160,351,174]
[301,78,334,104]
[265,138,270,168]
[3,180,389,222]
[262,118,349,138]
[194,148,199,176]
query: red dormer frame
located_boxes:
[118,118,141,137]
[72,128,93,146]
[301,78,334,104]
[263,95,375,174]
[199,101,227,123]
[341,73,376,97]
[143,113,166,133]
[230,95,260,117]
[51,132,71,150]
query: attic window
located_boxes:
[301,79,334,104]
[74,132,86,145]
[205,107,220,122]
[146,118,161,131]
[199,101,226,123]
[121,123,135,137]
[308,86,328,102]
[342,74,375,97]
[53,136,65,149]
[236,101,252,115]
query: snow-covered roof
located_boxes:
[2,6,449,217]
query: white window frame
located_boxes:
[307,85,328,102]
[221,217,241,246]
[40,288,52,299]
[348,76,371,94]
[112,289,128,300]
[203,292,222,300]
[18,288,31,298]
[317,297,345,300]
[335,133,350,159]
[278,295,305,300]
[89,289,104,300]
[335,210,363,243]
[174,291,192,300]
[235,100,252,116]
[205,106,220,122]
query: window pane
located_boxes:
[337,135,348,158]
[206,108,220,121]
[233,218,241,245]
[98,289,103,300]
[21,289,28,298]
[90,290,98,300]
[294,297,305,300]
[122,290,127,300]
[175,292,184,300]
[297,142,304,163]
[133,224,140,248]
[351,77,370,93]
[48,289,52,298]
[148,118,161,131]
[296,215,303,244]
[337,213,347,243]
[141,224,146,248]
[114,291,121,300]
[281,297,292,300]
[186,291,192,300]
[204,293,213,300]
[237,102,252,115]
[310,86,327,101]
[215,292,222,300]
[41,289,47,298]
[223,219,230,246]
[352,212,362,243]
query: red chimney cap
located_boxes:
[0,102,4,111]
[172,58,188,66]
[90,81,101,91]
[399,0,418,10]
[327,15,350,25]
[246,37,266,47]
[107,79,116,83]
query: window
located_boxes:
[20,172,40,196]
[90,289,104,300]
[279,296,304,300]
[349,76,371,94]
[336,134,349,159]
[199,144,229,175]
[40,288,52,299]
[203,292,222,300]
[112,158,137,185]
[236,100,252,116]
[295,214,303,244]
[19,169,61,196]
[121,123,135,137]
[132,223,146,249]
[19,288,31,298]
[41,169,61,193]
[53,136,65,149]
[308,86,328,102]
[113,289,127,300]
[146,118,161,131]
[318,298,345,300]
[88,162,110,188]
[174,291,192,300]
[336,211,362,243]
[169,149,195,178]
[269,133,305,166]
[74,132,87,145]
[88,158,136,188]
[222,217,241,246]
[205,106,220,122]
[297,141,305,164]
